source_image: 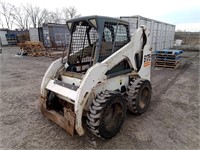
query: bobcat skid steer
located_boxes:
[40,16,152,139]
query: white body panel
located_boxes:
[41,26,152,136]
[41,58,65,97]
[46,79,77,101]
[61,76,81,86]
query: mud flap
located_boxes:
[40,98,76,136]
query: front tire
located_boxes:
[86,91,127,139]
[126,78,151,115]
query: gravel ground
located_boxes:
[0,47,199,149]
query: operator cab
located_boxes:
[66,16,131,73]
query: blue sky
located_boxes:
[3,0,200,31]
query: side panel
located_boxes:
[120,16,175,51]
[42,24,71,48]
[94,75,129,94]
[43,24,51,47]
[138,43,151,81]
[51,25,70,47]
[121,17,138,36]
[29,28,39,42]
[84,75,129,111]
[0,31,8,46]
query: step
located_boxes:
[46,79,78,102]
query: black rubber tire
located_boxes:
[86,91,127,139]
[126,78,151,115]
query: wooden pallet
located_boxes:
[154,60,180,69]
[154,49,183,69]
[155,59,180,63]
[28,51,46,57]
[155,49,183,55]
[155,55,181,61]
[154,64,179,69]
[154,65,178,69]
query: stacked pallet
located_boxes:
[154,49,183,68]
[18,41,45,57]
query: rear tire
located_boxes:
[126,78,151,115]
[86,91,126,139]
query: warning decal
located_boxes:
[144,54,151,67]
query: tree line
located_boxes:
[0,1,80,30]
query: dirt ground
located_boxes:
[0,46,199,149]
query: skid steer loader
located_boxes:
[40,15,152,139]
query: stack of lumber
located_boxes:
[18,41,45,57]
[44,47,67,59]
[45,50,64,58]
[154,49,183,69]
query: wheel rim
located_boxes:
[139,87,150,109]
[103,102,123,131]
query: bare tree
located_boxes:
[11,6,30,29]
[0,15,4,28]
[46,9,63,24]
[24,4,49,28]
[37,9,48,27]
[46,6,81,24]
[0,1,14,29]
[0,1,81,29]
[62,6,81,20]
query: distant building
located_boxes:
[42,23,70,48]
[0,29,9,46]
[0,28,29,46]
[120,15,175,51]
[174,39,183,46]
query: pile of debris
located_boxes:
[44,48,65,58]
[18,41,45,56]
[17,42,67,59]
